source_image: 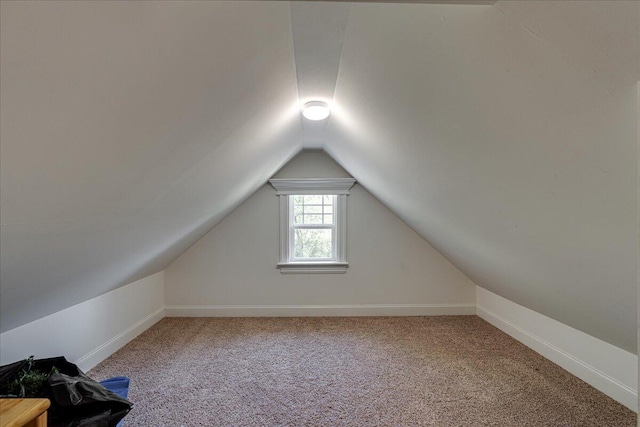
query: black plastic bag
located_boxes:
[0,357,132,427]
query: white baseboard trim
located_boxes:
[76,307,165,372]
[476,287,637,412]
[164,303,476,317]
[68,289,638,414]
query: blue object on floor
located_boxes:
[100,376,130,427]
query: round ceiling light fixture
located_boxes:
[302,101,330,121]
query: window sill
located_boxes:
[277,262,348,274]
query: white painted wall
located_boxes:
[0,1,301,334]
[0,271,164,372]
[324,1,639,353]
[477,286,637,412]
[164,151,476,314]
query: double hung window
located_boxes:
[291,195,336,261]
[269,178,355,273]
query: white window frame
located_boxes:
[269,178,355,274]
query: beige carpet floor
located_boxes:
[89,316,635,426]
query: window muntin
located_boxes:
[292,195,334,225]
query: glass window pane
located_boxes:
[293,195,304,204]
[294,206,303,215]
[303,214,323,224]
[305,205,322,214]
[304,195,322,205]
[294,214,304,224]
[323,214,333,224]
[294,228,333,259]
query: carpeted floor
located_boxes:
[89,316,635,426]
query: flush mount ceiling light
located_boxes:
[302,101,330,121]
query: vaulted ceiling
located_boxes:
[1,1,638,352]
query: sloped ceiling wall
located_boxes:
[324,1,639,352]
[1,1,638,353]
[0,1,303,332]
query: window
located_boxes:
[269,178,355,273]
[291,195,335,260]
